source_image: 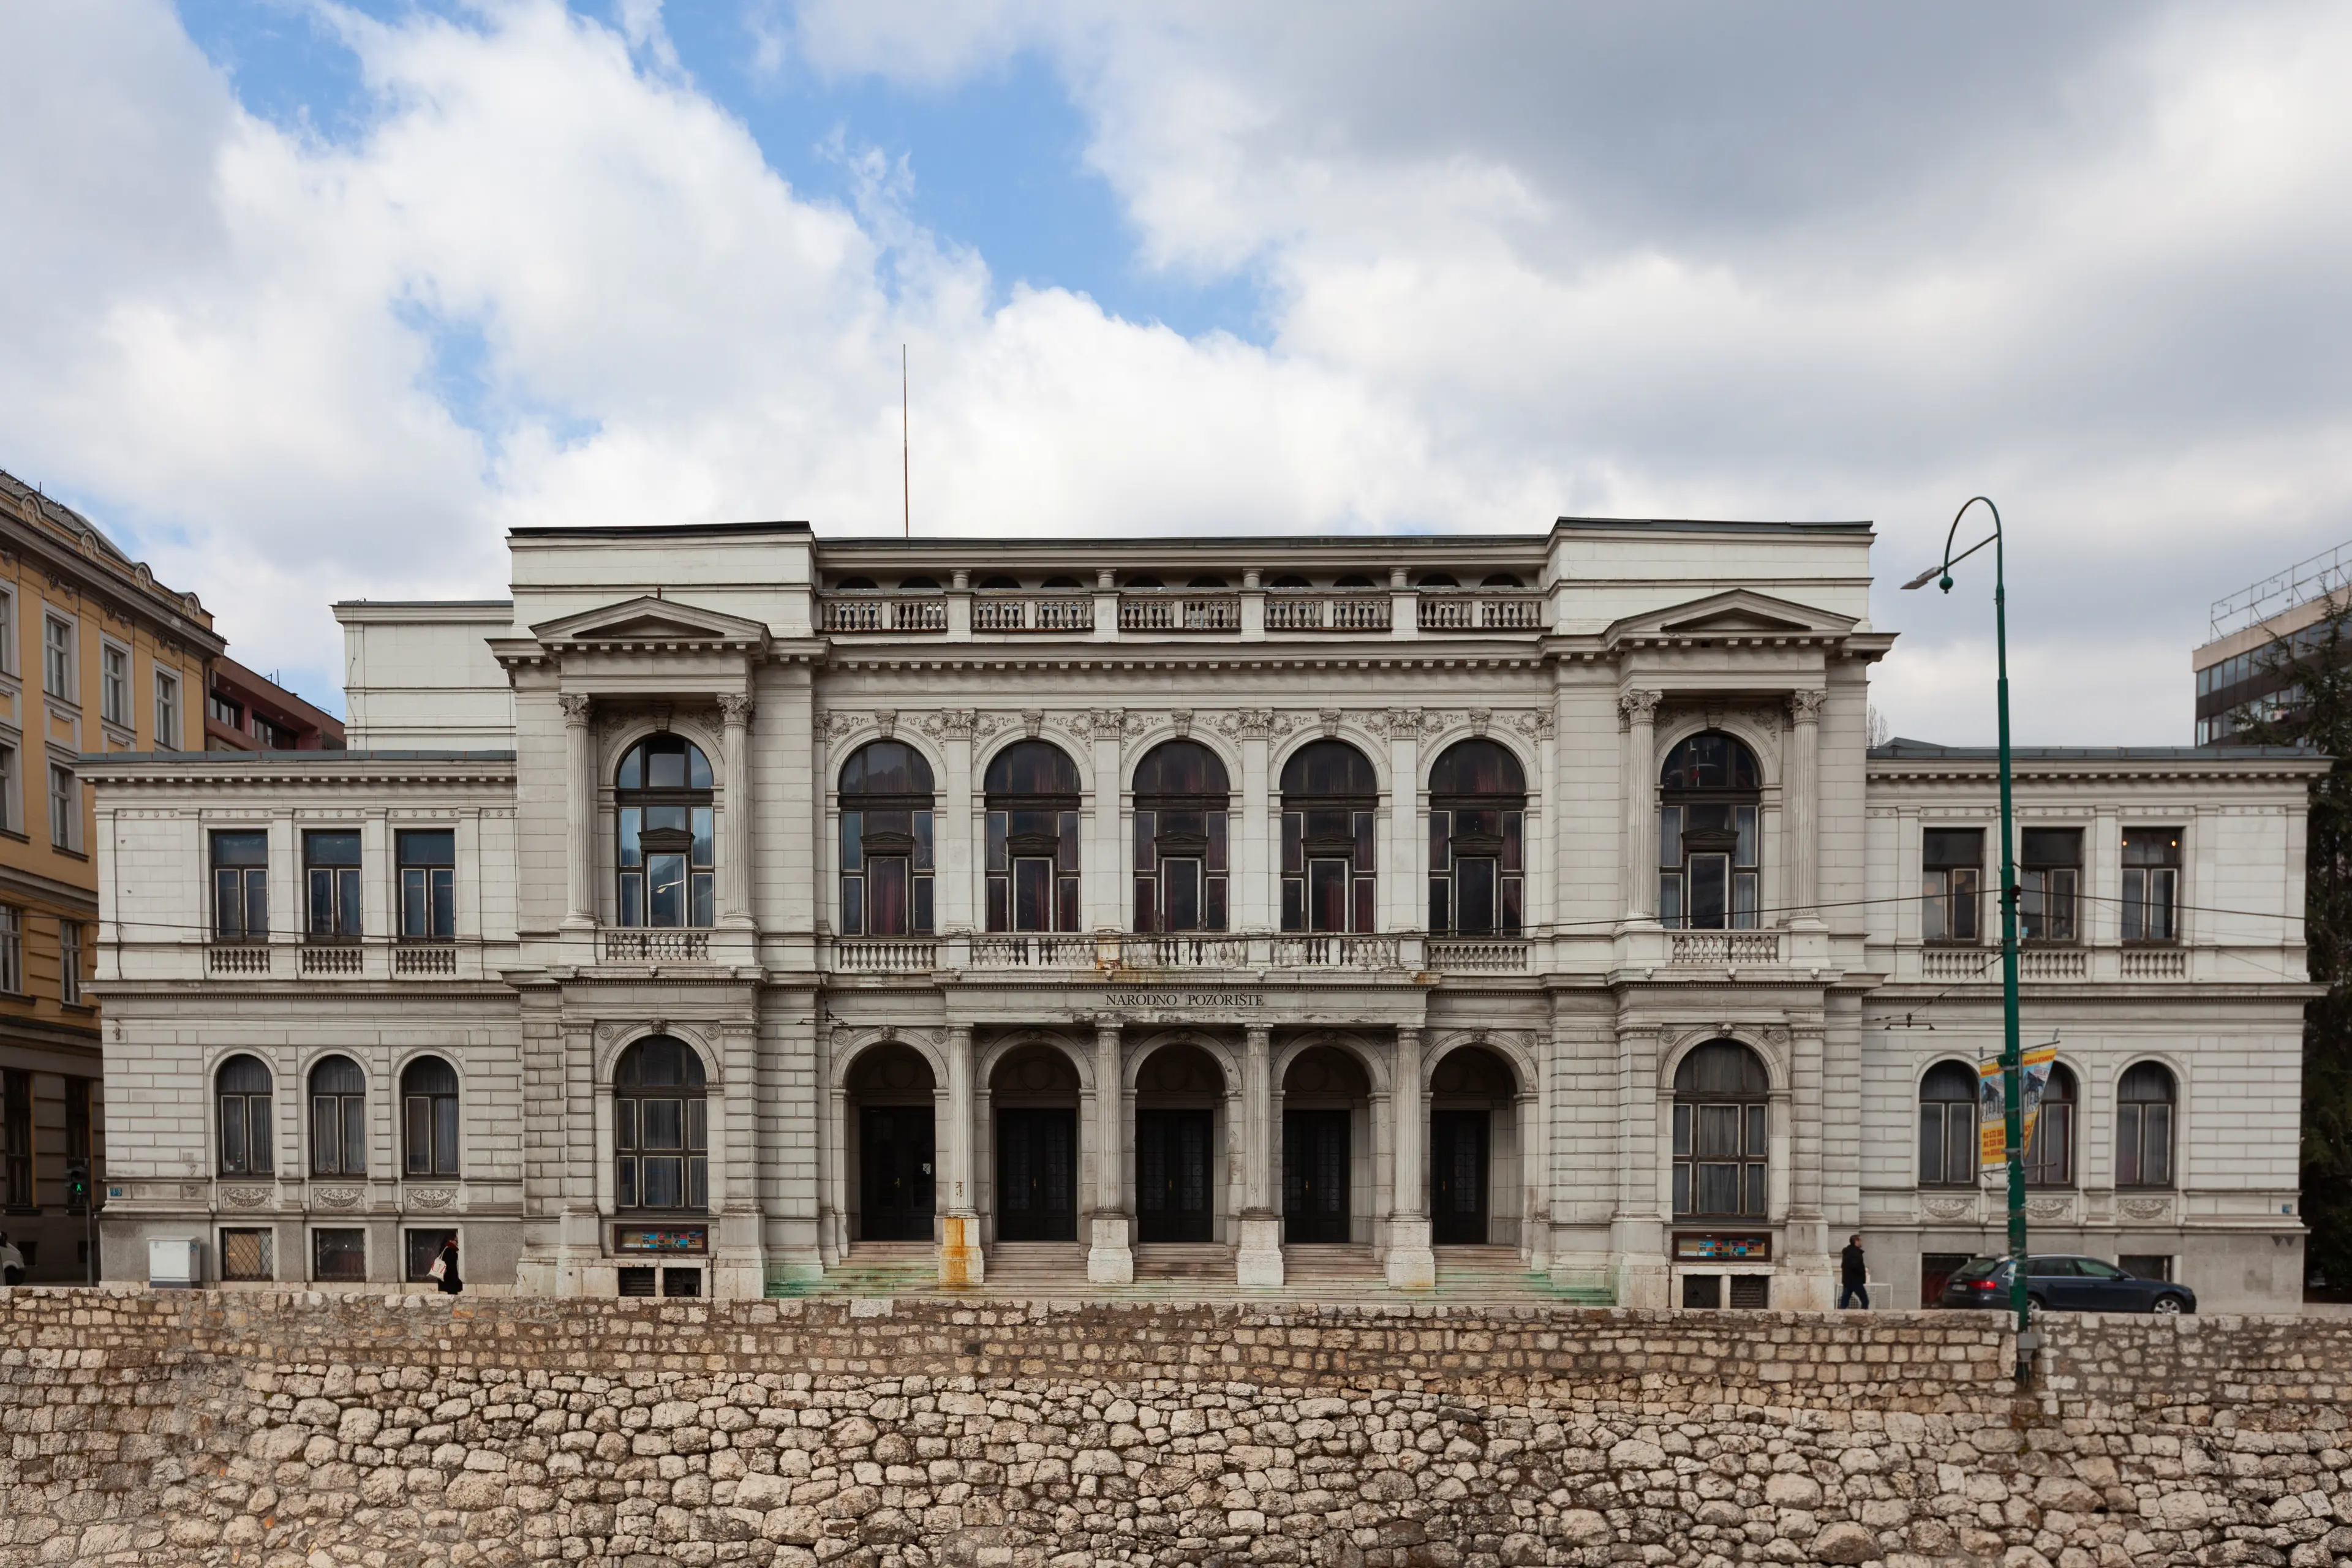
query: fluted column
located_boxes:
[1384,1025,1435,1288]
[560,695,596,928]
[1785,689,1825,931]
[1235,1023,1283,1286]
[1087,1019,1133,1282]
[1619,690,1663,925]
[719,693,755,927]
[939,1024,982,1285]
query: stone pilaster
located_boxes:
[559,694,596,929]
[1385,1026,1435,1289]
[1235,1023,1283,1286]
[1785,689,1825,931]
[1087,1020,1133,1283]
[1619,690,1662,926]
[940,1025,982,1286]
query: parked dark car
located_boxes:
[1936,1254,2195,1314]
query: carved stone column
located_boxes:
[940,1025,982,1285]
[1619,690,1663,925]
[938,712,977,933]
[719,693,755,927]
[1234,710,1273,932]
[1785,689,1826,930]
[1087,1019,1133,1283]
[1385,1025,1435,1289]
[560,695,597,929]
[1235,1023,1283,1286]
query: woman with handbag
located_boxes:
[428,1237,462,1295]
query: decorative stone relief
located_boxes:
[1170,709,1193,739]
[2026,1196,2073,1221]
[314,1188,364,1210]
[2117,1196,2173,1221]
[1510,709,1556,739]
[1469,709,1491,737]
[406,1188,458,1212]
[819,711,863,742]
[220,1186,273,1210]
[1319,709,1344,738]
[1920,1196,1975,1221]
[874,709,897,739]
[1023,710,1046,739]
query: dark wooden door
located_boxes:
[996,1109,1077,1241]
[1430,1109,1490,1245]
[859,1107,934,1242]
[1283,1109,1351,1243]
[1136,1109,1215,1243]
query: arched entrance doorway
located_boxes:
[991,1045,1080,1242]
[1134,1044,1224,1244]
[846,1045,935,1242]
[1428,1046,1518,1247]
[1283,1046,1370,1245]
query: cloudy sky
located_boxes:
[4,1,2349,738]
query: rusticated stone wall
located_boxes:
[0,1291,2348,1567]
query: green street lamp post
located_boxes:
[1902,496,2032,1383]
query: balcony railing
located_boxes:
[301,944,363,977]
[600,929,713,963]
[1425,938,1530,973]
[1120,934,1253,969]
[831,938,940,974]
[394,943,459,977]
[1268,933,1402,969]
[970,934,1098,968]
[820,595,948,634]
[2121,947,2187,979]
[1265,593,1390,633]
[1667,930,1784,966]
[1119,592,1241,633]
[973,594,1094,633]
[208,944,271,975]
[1418,592,1546,632]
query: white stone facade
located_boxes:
[82,519,2321,1311]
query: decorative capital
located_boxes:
[1618,689,1664,728]
[717,693,755,725]
[1787,688,1827,724]
[1221,708,1275,741]
[557,693,594,725]
[925,709,978,740]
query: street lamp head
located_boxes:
[1939,573,1953,595]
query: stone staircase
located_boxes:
[774,1241,937,1297]
[1435,1245,1616,1305]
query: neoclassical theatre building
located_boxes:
[85,519,2320,1311]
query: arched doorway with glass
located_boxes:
[1281,1044,1373,1245]
[1132,1042,1226,1245]
[1280,740,1379,934]
[984,741,1083,934]
[1427,1046,1520,1248]
[845,1044,936,1243]
[989,1044,1081,1243]
[1659,731,1763,930]
[837,741,937,938]
[614,734,715,929]
[1671,1039,1772,1225]
[613,1035,709,1215]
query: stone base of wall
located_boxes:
[1,1291,2348,1566]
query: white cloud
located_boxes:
[1,1,2348,742]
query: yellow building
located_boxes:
[0,471,219,1281]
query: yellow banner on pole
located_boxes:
[1978,1044,2059,1172]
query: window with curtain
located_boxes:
[2122,827,2182,942]
[1917,1061,1978,1185]
[1132,740,1230,932]
[984,741,1082,932]
[1659,732,1761,930]
[308,1055,366,1177]
[398,829,456,940]
[616,735,715,928]
[1921,829,1983,943]
[2019,828,2082,943]
[212,831,269,940]
[838,741,936,937]
[2116,1061,2176,1188]
[304,830,362,940]
[401,1056,460,1177]
[2026,1065,2076,1186]
[1672,1041,1770,1219]
[1280,740,1378,933]
[1428,739,1526,936]
[216,1054,274,1175]
[615,1036,708,1211]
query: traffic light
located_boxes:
[65,1161,88,1208]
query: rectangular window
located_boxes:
[1282,808,1377,933]
[2117,1101,2174,1188]
[397,829,456,940]
[2019,828,2082,943]
[2,1070,30,1208]
[311,1229,366,1283]
[221,1227,274,1282]
[405,1228,457,1283]
[2122,827,2182,942]
[0,742,14,835]
[211,831,270,941]
[0,907,18,995]
[153,671,181,750]
[59,920,83,1006]
[304,830,363,940]
[252,715,294,750]
[99,643,129,726]
[42,616,73,701]
[47,764,75,851]
[209,692,243,731]
[2119,1254,2172,1283]
[1918,1099,1975,1185]
[1921,829,1982,943]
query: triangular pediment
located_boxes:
[530,595,771,647]
[1606,589,1857,644]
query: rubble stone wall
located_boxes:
[1,1291,2348,1567]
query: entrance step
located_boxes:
[1280,1244,1383,1289]
[785,1242,938,1298]
[981,1242,1089,1289]
[1132,1243,1235,1281]
[1434,1245,1615,1305]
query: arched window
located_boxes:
[2026,1065,2076,1187]
[1918,1061,1978,1186]
[1660,731,1762,930]
[985,741,1082,932]
[1133,741,1230,932]
[1672,1041,1768,1219]
[402,1057,459,1177]
[1280,741,1378,933]
[616,734,714,929]
[839,741,936,937]
[1428,740,1526,936]
[309,1055,366,1177]
[2117,1062,2176,1188]
[615,1036,707,1212]
[217,1055,274,1177]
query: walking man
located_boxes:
[1838,1233,1869,1310]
